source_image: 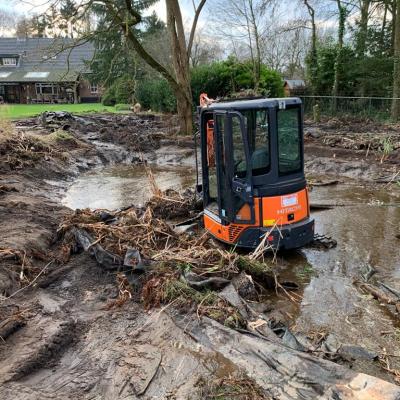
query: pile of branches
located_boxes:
[307,115,397,133]
[0,125,80,171]
[56,189,275,323]
[58,201,233,270]
[0,131,53,170]
[321,132,400,151]
[146,188,201,220]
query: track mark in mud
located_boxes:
[10,319,83,382]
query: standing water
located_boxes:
[62,164,196,210]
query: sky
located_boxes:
[0,0,343,39]
[0,0,202,38]
[0,0,195,20]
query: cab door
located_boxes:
[223,112,255,225]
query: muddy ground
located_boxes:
[0,112,399,399]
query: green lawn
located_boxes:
[0,103,117,119]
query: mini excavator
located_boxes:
[198,94,314,249]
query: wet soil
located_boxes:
[0,113,399,399]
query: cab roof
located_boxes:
[204,97,301,111]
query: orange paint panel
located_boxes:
[204,199,261,244]
[204,189,309,244]
[235,199,260,225]
[262,189,309,227]
[204,214,231,243]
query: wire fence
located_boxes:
[300,95,400,121]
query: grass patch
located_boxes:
[0,103,118,119]
[380,137,394,163]
[237,256,273,279]
[115,103,131,112]
[296,264,315,281]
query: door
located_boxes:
[203,111,255,225]
[225,112,255,225]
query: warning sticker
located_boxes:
[281,194,298,208]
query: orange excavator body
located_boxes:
[198,94,314,249]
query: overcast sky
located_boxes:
[0,0,196,21]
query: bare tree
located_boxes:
[209,0,273,91]
[0,9,19,36]
[303,0,318,94]
[392,0,400,119]
[332,0,347,110]
[355,0,371,57]
[190,29,223,67]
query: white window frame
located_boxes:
[90,83,99,94]
[35,83,57,96]
[3,58,17,66]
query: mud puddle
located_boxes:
[62,164,196,210]
[271,182,400,378]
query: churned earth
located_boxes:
[0,112,399,399]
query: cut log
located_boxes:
[360,283,399,306]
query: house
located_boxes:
[284,79,306,97]
[0,38,101,104]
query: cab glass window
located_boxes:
[233,109,270,178]
[232,116,247,178]
[277,108,301,175]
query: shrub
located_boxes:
[191,58,284,103]
[114,76,135,104]
[102,86,116,106]
[102,75,135,106]
[136,78,176,113]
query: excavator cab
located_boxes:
[199,96,314,249]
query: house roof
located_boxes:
[0,38,94,83]
[284,79,306,89]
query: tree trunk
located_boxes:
[391,0,400,120]
[380,1,388,54]
[304,0,318,97]
[103,0,204,135]
[356,0,370,97]
[248,0,261,92]
[392,0,397,55]
[176,92,194,135]
[356,0,370,58]
[332,0,346,112]
[241,1,257,91]
[73,82,78,104]
[166,0,193,134]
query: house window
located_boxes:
[90,83,98,94]
[35,83,57,95]
[3,58,17,66]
